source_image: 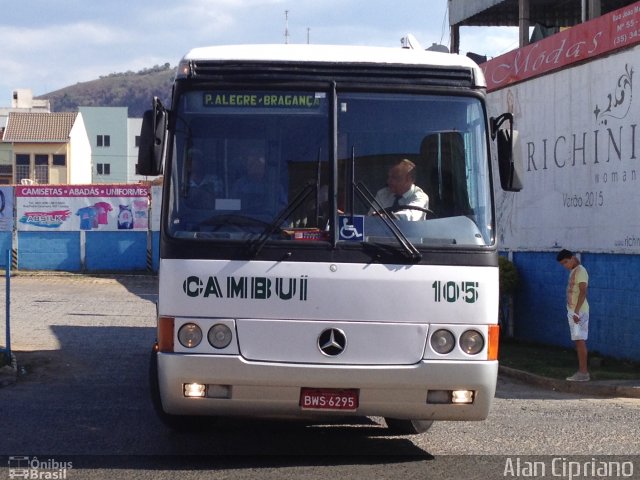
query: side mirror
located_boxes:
[136,97,168,176]
[491,113,522,192]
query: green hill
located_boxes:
[38,64,176,117]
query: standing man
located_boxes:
[370,159,429,221]
[556,249,590,382]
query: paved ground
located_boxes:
[0,273,158,386]
[0,273,639,478]
[1,272,638,401]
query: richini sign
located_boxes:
[486,5,640,254]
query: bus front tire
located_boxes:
[384,418,434,435]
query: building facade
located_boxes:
[0,89,53,184]
[79,106,129,183]
[127,117,146,183]
[1,90,153,186]
[483,2,640,362]
[2,111,92,184]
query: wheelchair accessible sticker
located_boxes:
[339,215,364,241]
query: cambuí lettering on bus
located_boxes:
[182,275,309,301]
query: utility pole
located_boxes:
[307,27,310,44]
[284,10,290,44]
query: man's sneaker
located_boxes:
[566,371,590,382]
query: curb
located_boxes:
[499,366,640,399]
[0,353,18,388]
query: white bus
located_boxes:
[138,43,521,434]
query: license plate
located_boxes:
[299,388,359,411]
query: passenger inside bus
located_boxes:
[369,158,429,221]
[185,148,222,208]
[231,153,287,218]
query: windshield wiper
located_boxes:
[354,181,422,262]
[249,181,317,257]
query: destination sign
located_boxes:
[203,91,326,110]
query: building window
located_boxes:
[15,154,30,183]
[34,154,49,184]
[135,135,140,148]
[0,165,13,185]
[97,135,111,147]
[52,154,66,166]
[97,163,111,175]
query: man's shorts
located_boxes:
[567,311,589,341]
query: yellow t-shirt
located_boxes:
[567,264,589,314]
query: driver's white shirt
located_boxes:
[370,184,429,221]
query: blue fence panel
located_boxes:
[580,253,640,361]
[85,231,148,271]
[511,251,571,347]
[18,231,81,271]
[512,251,640,362]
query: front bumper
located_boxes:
[156,353,498,421]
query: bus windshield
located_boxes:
[167,89,493,248]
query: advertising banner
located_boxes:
[482,1,640,92]
[489,46,639,253]
[0,186,14,232]
[16,184,149,232]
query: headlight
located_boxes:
[430,329,455,354]
[177,323,202,348]
[208,323,233,349]
[460,330,484,355]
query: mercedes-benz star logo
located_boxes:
[318,328,347,356]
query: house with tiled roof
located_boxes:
[2,111,91,184]
[0,89,52,183]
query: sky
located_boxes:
[0,0,519,106]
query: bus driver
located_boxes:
[370,159,429,221]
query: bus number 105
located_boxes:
[432,281,479,303]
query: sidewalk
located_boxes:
[499,366,640,398]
